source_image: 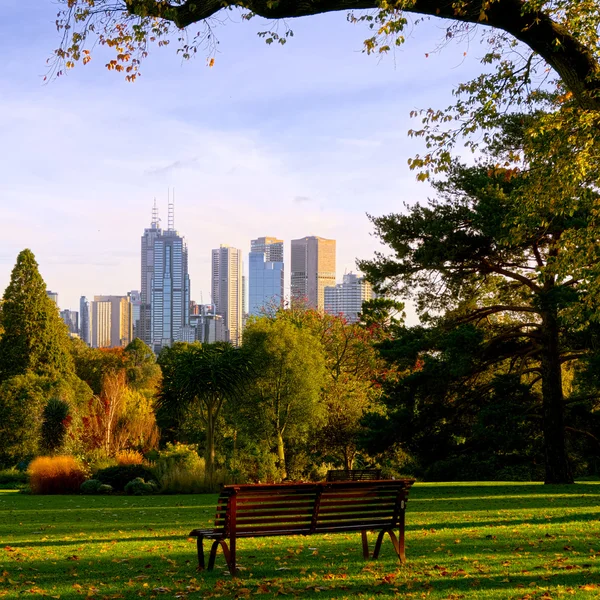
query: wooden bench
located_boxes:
[188,479,415,575]
[326,469,382,481]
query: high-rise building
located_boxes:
[140,198,191,353]
[46,291,59,306]
[211,245,243,346]
[127,290,142,339]
[150,197,191,354]
[291,236,336,311]
[140,201,162,347]
[248,236,284,317]
[60,309,79,335]
[189,304,227,344]
[251,236,284,263]
[324,273,375,323]
[79,296,90,345]
[151,230,191,353]
[90,295,132,348]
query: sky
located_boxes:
[0,0,489,319]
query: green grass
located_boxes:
[1,482,600,599]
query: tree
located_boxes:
[123,338,162,392]
[0,374,51,466]
[0,249,74,383]
[55,0,600,110]
[41,398,71,454]
[70,341,127,395]
[157,342,253,484]
[273,306,387,470]
[359,145,600,483]
[242,317,326,478]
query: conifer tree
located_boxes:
[0,249,74,382]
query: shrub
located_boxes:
[154,443,206,493]
[96,464,156,491]
[158,463,207,494]
[115,450,144,466]
[124,477,157,495]
[154,443,202,474]
[29,456,87,494]
[80,479,102,494]
[98,484,113,494]
[0,468,28,489]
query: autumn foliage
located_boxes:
[115,449,144,465]
[28,456,87,494]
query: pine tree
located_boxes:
[0,249,74,382]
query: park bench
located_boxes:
[326,468,382,481]
[188,479,415,575]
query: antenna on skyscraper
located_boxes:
[168,188,175,231]
[151,198,160,228]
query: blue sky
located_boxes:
[0,0,488,317]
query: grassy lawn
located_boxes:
[1,482,600,599]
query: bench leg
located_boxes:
[361,530,369,559]
[372,529,406,564]
[196,537,206,570]
[207,539,238,577]
[372,530,387,559]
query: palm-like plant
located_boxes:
[158,342,253,484]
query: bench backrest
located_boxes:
[326,469,382,481]
[212,480,414,537]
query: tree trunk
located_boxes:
[539,308,573,484]
[205,407,216,486]
[276,431,287,479]
[343,448,353,471]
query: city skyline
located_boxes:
[0,3,485,329]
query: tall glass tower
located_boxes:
[141,197,191,353]
[249,236,284,316]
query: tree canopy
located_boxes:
[0,249,74,383]
[358,118,600,483]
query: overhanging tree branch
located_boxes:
[122,0,600,108]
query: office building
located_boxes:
[251,236,284,263]
[140,201,162,347]
[46,291,58,306]
[60,309,79,335]
[127,290,142,339]
[189,304,227,344]
[151,230,191,353]
[212,245,243,346]
[90,295,132,348]
[140,198,191,353]
[324,273,375,323]
[79,296,90,345]
[291,236,336,311]
[248,236,284,316]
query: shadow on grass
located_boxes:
[7,548,600,600]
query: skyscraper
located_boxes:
[324,273,375,323]
[249,236,284,316]
[79,296,90,345]
[212,245,243,346]
[150,199,191,353]
[46,291,59,306]
[90,295,133,348]
[60,309,79,335]
[127,290,142,339]
[140,201,162,347]
[251,236,284,263]
[291,236,336,311]
[140,198,191,353]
